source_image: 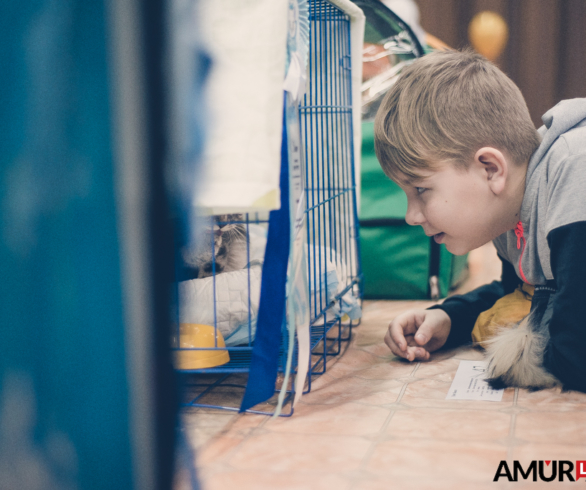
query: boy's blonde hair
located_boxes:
[374,49,541,182]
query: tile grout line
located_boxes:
[352,362,421,487]
[409,361,422,379]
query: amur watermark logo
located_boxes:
[494,460,586,482]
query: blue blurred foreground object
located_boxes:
[0,0,197,488]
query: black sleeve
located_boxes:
[543,221,586,392]
[428,254,522,349]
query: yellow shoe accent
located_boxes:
[472,283,534,345]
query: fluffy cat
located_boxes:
[484,287,561,390]
[181,214,249,279]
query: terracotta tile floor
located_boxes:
[178,244,586,489]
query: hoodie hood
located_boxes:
[495,98,586,285]
[527,98,586,183]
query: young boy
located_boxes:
[374,49,586,392]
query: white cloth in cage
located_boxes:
[178,224,267,346]
[178,264,262,347]
[178,240,360,347]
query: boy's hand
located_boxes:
[384,308,451,361]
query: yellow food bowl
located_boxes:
[175,323,230,370]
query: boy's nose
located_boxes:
[405,204,425,226]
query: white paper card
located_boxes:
[446,360,504,401]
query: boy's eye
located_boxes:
[415,187,427,195]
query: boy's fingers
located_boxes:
[413,317,437,346]
[385,329,431,362]
[388,316,413,352]
[384,329,408,359]
[405,346,430,361]
[384,311,438,362]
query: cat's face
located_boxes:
[182,214,247,279]
[214,214,246,243]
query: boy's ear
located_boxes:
[474,147,508,195]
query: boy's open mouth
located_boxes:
[433,232,445,244]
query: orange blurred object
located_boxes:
[468,11,509,61]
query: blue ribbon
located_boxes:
[240,106,290,412]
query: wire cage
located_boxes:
[301,0,362,382]
[176,0,362,414]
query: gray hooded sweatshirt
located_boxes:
[494,98,586,285]
[436,98,586,392]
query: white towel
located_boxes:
[178,265,263,343]
[196,0,289,214]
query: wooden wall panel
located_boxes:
[508,0,560,126]
[413,0,586,128]
[416,0,460,48]
[559,0,586,101]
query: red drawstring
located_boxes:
[515,221,529,284]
